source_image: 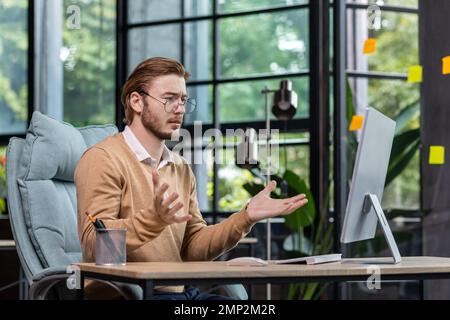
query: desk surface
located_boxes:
[75,256,450,280]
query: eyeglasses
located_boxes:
[139,90,196,114]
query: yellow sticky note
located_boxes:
[429,146,445,165]
[349,115,364,131]
[442,56,450,75]
[407,65,423,83]
[363,38,377,54]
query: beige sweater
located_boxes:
[75,133,255,297]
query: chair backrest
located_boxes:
[6,111,117,283]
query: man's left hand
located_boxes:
[245,180,308,222]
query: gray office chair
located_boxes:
[6,111,247,300]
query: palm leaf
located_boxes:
[386,129,420,186]
[393,100,420,134]
[283,170,316,229]
[346,78,356,122]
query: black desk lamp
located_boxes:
[236,80,298,300]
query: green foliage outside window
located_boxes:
[0,0,28,129]
[62,0,116,126]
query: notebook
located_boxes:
[272,254,342,265]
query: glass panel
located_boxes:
[129,0,213,24]
[348,77,420,208]
[184,21,212,81]
[0,0,28,135]
[63,0,117,126]
[368,12,418,74]
[171,138,214,212]
[382,150,420,209]
[350,78,419,119]
[278,139,310,183]
[347,10,418,74]
[128,24,181,75]
[129,0,181,24]
[184,85,213,125]
[219,77,309,123]
[217,140,309,212]
[218,146,260,212]
[184,0,213,17]
[219,9,309,78]
[219,0,309,13]
[193,148,214,212]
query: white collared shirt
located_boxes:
[122,126,173,171]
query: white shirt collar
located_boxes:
[122,126,173,170]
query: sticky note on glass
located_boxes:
[429,146,445,165]
[442,56,450,75]
[349,115,364,131]
[407,65,423,83]
[363,38,376,54]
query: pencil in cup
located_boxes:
[87,213,126,265]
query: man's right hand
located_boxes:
[152,170,192,224]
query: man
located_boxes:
[75,57,308,300]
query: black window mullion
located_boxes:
[347,70,407,81]
[212,0,219,224]
[126,3,310,29]
[116,0,128,131]
[180,0,185,65]
[28,0,35,128]
[346,3,418,14]
[0,0,34,145]
[186,71,309,86]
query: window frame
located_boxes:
[0,0,34,145]
[117,0,320,223]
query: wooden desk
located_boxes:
[75,256,450,299]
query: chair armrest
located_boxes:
[29,266,142,300]
[31,267,69,282]
[29,272,71,300]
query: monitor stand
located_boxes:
[363,194,402,264]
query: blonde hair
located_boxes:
[120,57,190,125]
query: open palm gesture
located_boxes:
[246,180,308,222]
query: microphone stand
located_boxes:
[261,86,276,300]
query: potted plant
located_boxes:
[243,168,333,300]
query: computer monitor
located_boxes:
[340,107,401,264]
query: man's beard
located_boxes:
[141,102,173,140]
